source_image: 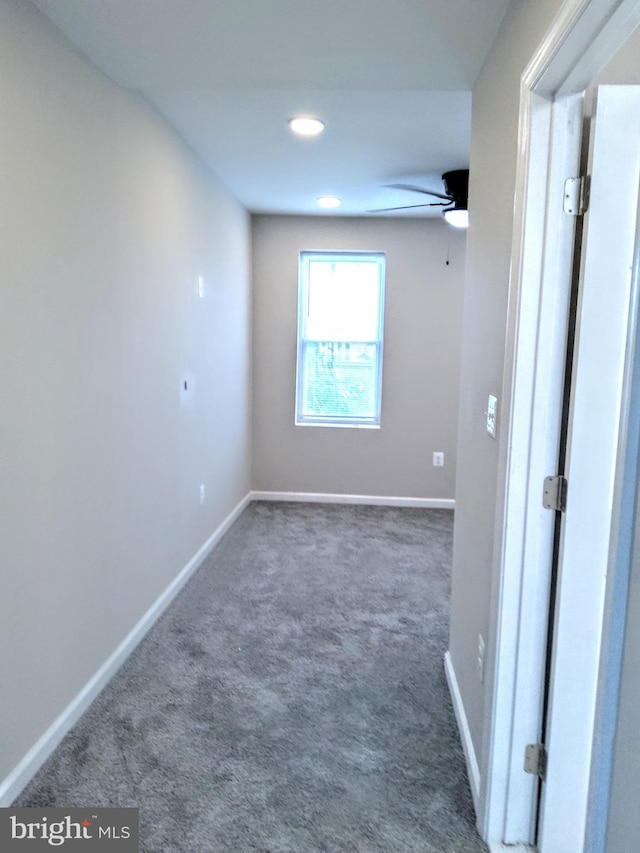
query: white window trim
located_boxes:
[295,250,386,428]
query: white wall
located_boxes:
[0,0,251,793]
[252,215,465,500]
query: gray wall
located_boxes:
[0,1,251,788]
[448,0,564,754]
[252,215,465,499]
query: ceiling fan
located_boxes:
[370,169,469,228]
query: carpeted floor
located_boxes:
[15,502,488,852]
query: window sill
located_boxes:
[295,420,381,429]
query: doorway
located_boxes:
[480,2,640,850]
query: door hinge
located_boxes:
[563,175,590,216]
[524,742,548,780]
[543,475,568,512]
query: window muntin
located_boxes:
[296,251,385,427]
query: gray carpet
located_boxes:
[15,502,487,852]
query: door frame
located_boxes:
[479,1,640,849]
[538,85,640,851]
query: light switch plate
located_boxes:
[487,394,498,439]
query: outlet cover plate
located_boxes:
[487,395,498,439]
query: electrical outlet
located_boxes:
[198,275,205,298]
[199,484,206,505]
[477,634,485,682]
[433,451,444,467]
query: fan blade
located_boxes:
[384,182,452,201]
[367,201,450,213]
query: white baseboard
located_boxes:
[0,492,252,807]
[488,846,535,852]
[444,650,481,812]
[250,490,455,510]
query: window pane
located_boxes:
[305,259,381,342]
[301,342,378,420]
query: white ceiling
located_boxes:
[32,0,511,216]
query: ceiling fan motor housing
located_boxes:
[442,169,469,208]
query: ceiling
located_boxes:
[32,0,511,217]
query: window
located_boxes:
[295,251,386,427]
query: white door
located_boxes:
[537,84,640,852]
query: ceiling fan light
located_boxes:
[444,207,469,228]
[288,116,325,137]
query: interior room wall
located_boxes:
[251,215,465,501]
[447,0,564,760]
[0,0,251,794]
[448,0,640,825]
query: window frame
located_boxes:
[295,250,386,428]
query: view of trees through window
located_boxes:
[296,252,385,426]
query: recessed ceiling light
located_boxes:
[317,196,341,209]
[288,116,325,137]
